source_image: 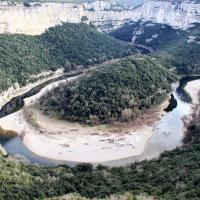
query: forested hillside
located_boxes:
[39,55,175,124]
[110,22,200,74]
[156,24,200,74]
[1,93,200,200]
[110,22,184,49]
[0,22,135,92]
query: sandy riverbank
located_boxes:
[185,79,200,104]
[0,69,169,163]
[0,75,81,134]
[22,100,167,163]
[1,96,167,163]
[1,77,200,163]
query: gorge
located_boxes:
[0,0,200,199]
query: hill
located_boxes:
[110,22,200,74]
[110,21,184,50]
[0,22,135,92]
[155,24,200,74]
[39,55,175,124]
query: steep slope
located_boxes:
[39,55,175,124]
[110,21,184,49]
[110,22,200,74]
[155,24,200,74]
[0,22,135,92]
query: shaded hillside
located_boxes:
[110,22,200,74]
[156,24,200,74]
[0,22,135,92]
[39,55,175,124]
[110,21,184,49]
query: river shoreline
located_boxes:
[0,81,169,163]
[22,79,200,164]
[0,68,64,109]
[0,59,120,119]
[21,96,168,163]
[0,67,169,163]
[0,73,200,165]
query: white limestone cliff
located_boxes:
[138,0,200,29]
[0,0,199,35]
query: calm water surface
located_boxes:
[0,78,197,167]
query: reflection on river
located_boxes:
[105,83,191,166]
[0,77,199,167]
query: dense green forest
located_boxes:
[39,55,175,124]
[156,24,200,74]
[1,93,200,199]
[110,22,200,74]
[0,22,135,92]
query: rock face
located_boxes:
[139,0,200,29]
[0,0,200,35]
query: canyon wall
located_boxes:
[0,0,200,35]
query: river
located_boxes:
[0,76,199,167]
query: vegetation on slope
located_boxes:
[110,21,184,50]
[44,192,154,200]
[156,24,200,74]
[0,10,200,200]
[1,94,200,200]
[39,55,175,124]
[110,22,200,74]
[0,22,135,92]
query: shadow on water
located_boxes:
[164,94,177,112]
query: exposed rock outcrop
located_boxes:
[0,0,199,35]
